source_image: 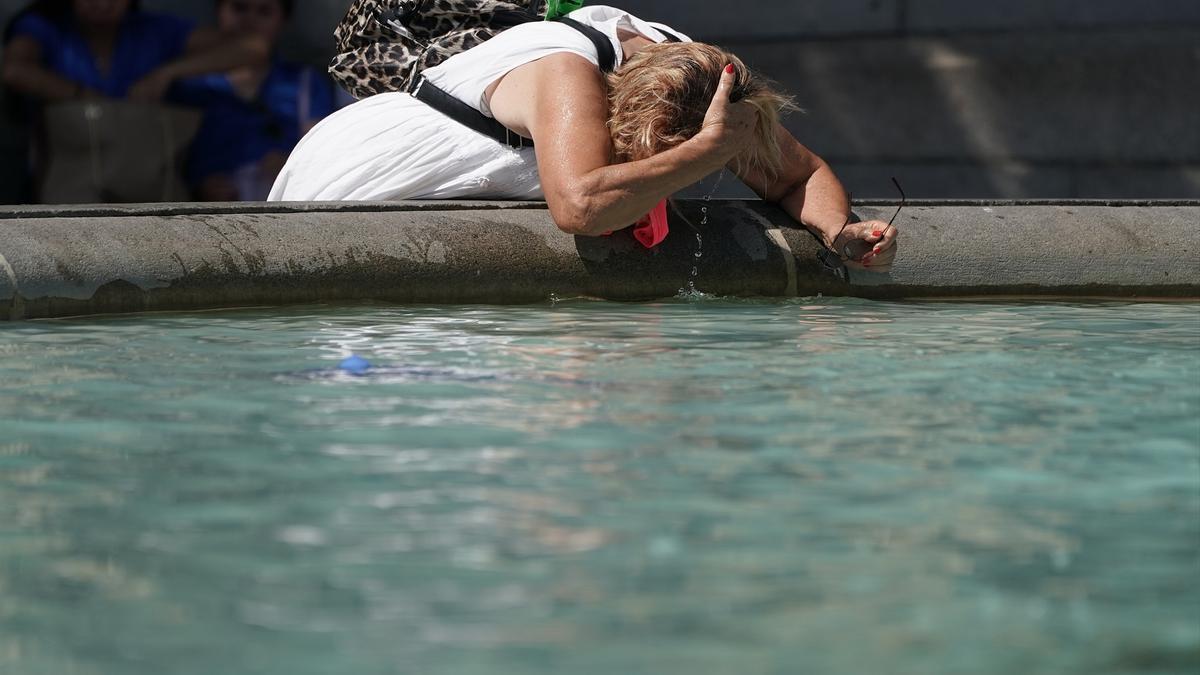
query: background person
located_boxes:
[0,0,271,202]
[186,0,336,201]
[1,0,270,105]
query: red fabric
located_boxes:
[600,199,670,248]
[631,199,669,248]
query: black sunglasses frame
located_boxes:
[832,176,906,261]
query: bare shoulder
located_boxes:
[487,52,606,140]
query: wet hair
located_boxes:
[215,0,295,19]
[606,42,795,177]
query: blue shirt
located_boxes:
[8,10,195,99]
[185,62,336,186]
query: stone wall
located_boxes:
[2,0,1198,200]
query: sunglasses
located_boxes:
[834,176,905,261]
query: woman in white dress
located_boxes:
[269,5,898,270]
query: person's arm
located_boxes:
[127,27,271,102]
[735,125,899,271]
[0,35,95,102]
[489,54,758,235]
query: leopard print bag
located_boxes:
[330,0,547,99]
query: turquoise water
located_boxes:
[1,299,1198,675]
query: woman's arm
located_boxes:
[127,28,271,102]
[489,54,758,235]
[1,36,93,101]
[736,125,898,270]
[180,26,273,77]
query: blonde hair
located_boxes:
[606,42,796,176]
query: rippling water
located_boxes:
[1,299,1198,674]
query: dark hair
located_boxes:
[215,0,295,19]
[4,0,143,41]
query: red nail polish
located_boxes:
[725,64,734,74]
[872,231,882,237]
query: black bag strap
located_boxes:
[554,16,617,73]
[411,76,535,149]
[655,26,683,43]
[409,16,619,149]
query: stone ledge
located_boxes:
[1,200,1196,320]
[0,200,548,220]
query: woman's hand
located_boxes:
[696,65,758,163]
[128,67,176,103]
[727,123,901,273]
[832,219,899,272]
[509,53,743,235]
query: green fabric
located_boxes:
[543,0,584,20]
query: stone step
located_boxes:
[732,28,1199,166]
[627,0,1200,40]
[681,161,1200,200]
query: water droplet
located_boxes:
[678,170,723,296]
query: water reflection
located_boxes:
[0,300,1197,674]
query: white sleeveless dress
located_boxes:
[267,6,689,202]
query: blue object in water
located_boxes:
[337,355,371,374]
[3,301,1199,674]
